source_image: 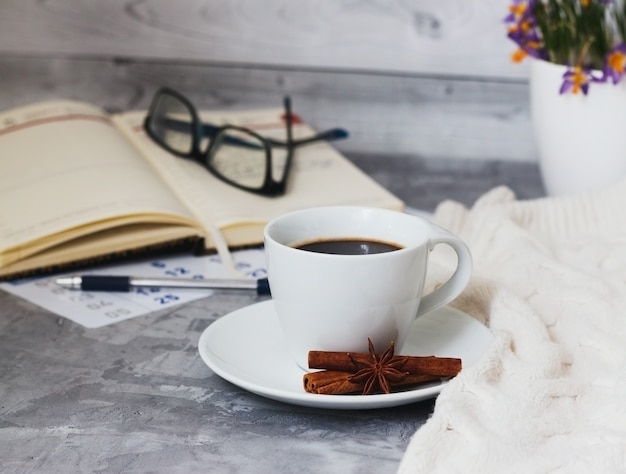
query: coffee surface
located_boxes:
[295,238,402,255]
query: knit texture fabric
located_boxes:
[398,183,626,473]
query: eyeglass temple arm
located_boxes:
[200,122,348,147]
[284,128,349,146]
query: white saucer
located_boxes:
[198,300,493,410]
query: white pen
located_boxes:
[55,275,271,295]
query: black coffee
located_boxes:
[295,238,402,255]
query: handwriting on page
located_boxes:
[0,248,267,328]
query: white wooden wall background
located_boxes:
[0,0,536,162]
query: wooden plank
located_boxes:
[0,0,527,79]
[0,56,535,162]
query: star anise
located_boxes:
[347,338,410,395]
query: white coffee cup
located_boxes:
[264,206,472,369]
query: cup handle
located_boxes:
[416,225,472,317]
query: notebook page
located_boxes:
[0,101,198,260]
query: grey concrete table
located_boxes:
[0,157,544,474]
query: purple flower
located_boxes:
[559,66,604,95]
[510,41,546,63]
[504,0,529,23]
[507,19,539,43]
[508,26,546,62]
[603,44,626,84]
[504,1,547,63]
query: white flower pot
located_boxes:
[530,59,626,196]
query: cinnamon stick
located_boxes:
[303,371,364,395]
[308,351,462,377]
[303,370,443,395]
[303,340,463,395]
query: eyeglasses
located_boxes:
[143,87,348,196]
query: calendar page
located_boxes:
[0,248,267,328]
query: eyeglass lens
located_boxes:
[206,128,269,189]
[149,93,195,155]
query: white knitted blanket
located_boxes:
[398,183,626,473]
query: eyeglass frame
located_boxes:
[143,87,347,197]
